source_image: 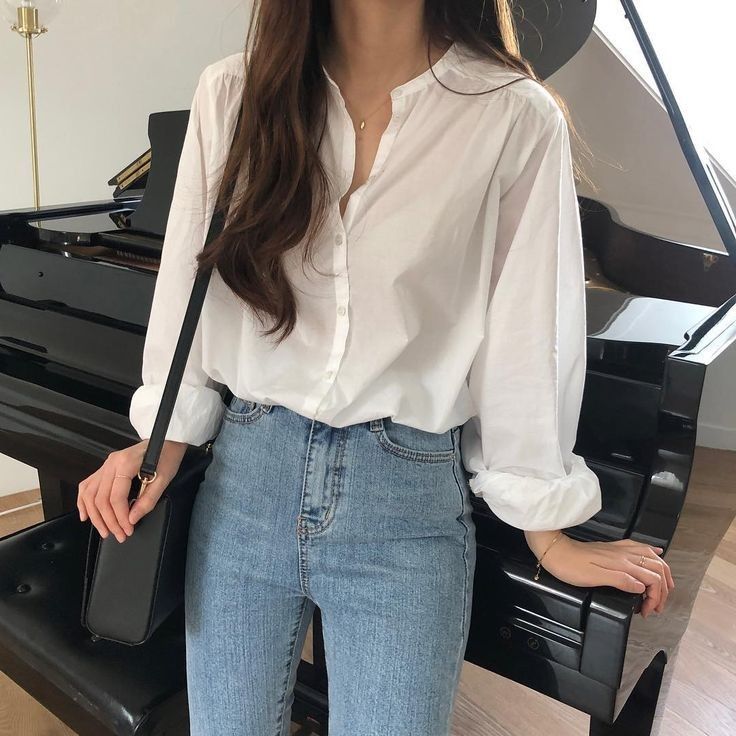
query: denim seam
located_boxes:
[297,421,317,598]
[297,523,312,599]
[448,426,472,728]
[274,596,310,736]
[222,405,264,424]
[222,399,274,424]
[370,418,455,463]
[310,429,347,537]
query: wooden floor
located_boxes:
[1,445,734,735]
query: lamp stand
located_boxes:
[11,5,47,209]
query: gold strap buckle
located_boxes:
[137,469,157,496]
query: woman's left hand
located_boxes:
[524,531,675,618]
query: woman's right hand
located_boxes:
[77,439,189,543]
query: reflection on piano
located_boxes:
[1,1,736,734]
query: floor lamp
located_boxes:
[3,0,63,208]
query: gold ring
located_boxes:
[114,474,132,480]
[638,554,646,567]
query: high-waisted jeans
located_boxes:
[184,396,477,736]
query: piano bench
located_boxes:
[0,510,189,736]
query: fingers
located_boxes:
[128,491,155,526]
[641,548,673,610]
[657,551,676,591]
[77,451,140,543]
[554,538,674,620]
[623,556,666,617]
[609,540,675,611]
[128,475,167,526]
[615,548,671,617]
[590,543,672,618]
[625,545,675,614]
[110,479,135,537]
[78,472,110,539]
[77,477,89,523]
[98,462,134,541]
[609,538,665,555]
[640,552,673,614]
[588,564,647,595]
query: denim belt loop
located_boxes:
[369,417,385,433]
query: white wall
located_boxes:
[1,0,251,209]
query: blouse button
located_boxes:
[334,233,344,246]
[337,306,346,316]
[325,370,334,380]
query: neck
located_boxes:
[323,0,448,94]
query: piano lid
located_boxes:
[518,0,736,263]
[7,110,190,259]
[617,0,736,262]
[127,110,189,237]
[18,110,190,252]
[513,0,598,79]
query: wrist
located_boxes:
[524,529,563,559]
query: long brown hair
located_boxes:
[196,0,594,346]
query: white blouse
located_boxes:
[129,41,603,533]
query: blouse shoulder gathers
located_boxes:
[128,42,603,533]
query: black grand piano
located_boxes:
[2,1,736,734]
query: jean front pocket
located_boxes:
[222,395,273,424]
[370,416,456,463]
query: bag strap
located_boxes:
[137,203,226,485]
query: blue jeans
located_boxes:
[184,396,477,736]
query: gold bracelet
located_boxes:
[534,531,564,581]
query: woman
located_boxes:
[78,1,674,734]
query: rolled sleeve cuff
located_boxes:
[129,383,225,446]
[468,453,603,531]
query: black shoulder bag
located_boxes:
[81,200,227,646]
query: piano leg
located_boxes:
[649,642,680,736]
[38,471,78,520]
[589,650,667,736]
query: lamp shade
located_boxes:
[2,0,63,28]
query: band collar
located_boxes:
[321,41,459,101]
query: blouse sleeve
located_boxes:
[128,65,231,446]
[461,100,603,532]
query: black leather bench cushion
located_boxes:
[0,510,189,736]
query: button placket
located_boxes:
[340,95,405,234]
[308,89,406,421]
[310,216,352,418]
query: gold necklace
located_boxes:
[350,97,390,131]
[333,48,433,131]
